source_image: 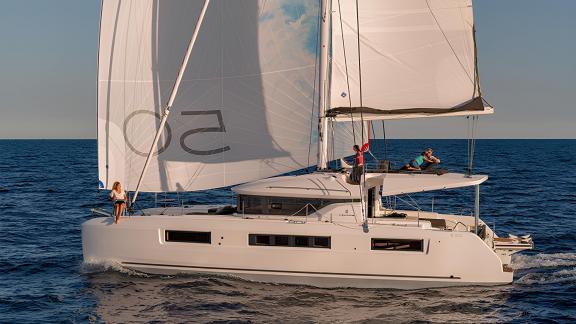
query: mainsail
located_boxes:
[329,0,492,120]
[98,0,356,192]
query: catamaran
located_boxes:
[83,0,533,289]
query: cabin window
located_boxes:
[274,235,290,246]
[238,195,358,216]
[313,236,330,248]
[371,238,423,252]
[249,234,331,249]
[294,236,309,247]
[165,230,211,244]
[254,234,271,245]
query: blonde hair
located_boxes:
[112,181,121,191]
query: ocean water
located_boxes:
[1,139,575,323]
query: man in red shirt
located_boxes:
[352,143,369,184]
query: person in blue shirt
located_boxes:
[401,148,440,171]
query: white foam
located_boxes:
[81,259,150,277]
[517,267,576,285]
[512,253,576,270]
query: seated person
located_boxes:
[109,181,127,224]
[401,148,441,171]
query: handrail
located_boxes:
[288,203,320,223]
[266,186,350,193]
[291,203,319,217]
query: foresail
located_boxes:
[98,0,321,192]
[329,0,487,119]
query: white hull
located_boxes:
[82,208,517,289]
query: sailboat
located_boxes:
[83,0,533,289]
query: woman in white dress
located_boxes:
[109,181,126,224]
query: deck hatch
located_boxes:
[249,234,331,249]
[371,238,423,252]
[165,230,211,244]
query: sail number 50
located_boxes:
[123,110,230,157]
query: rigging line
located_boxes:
[307,0,322,172]
[337,0,353,109]
[425,0,475,85]
[336,0,360,177]
[331,119,336,168]
[467,116,471,175]
[124,0,135,193]
[337,0,358,167]
[355,0,364,110]
[355,0,366,152]
[471,138,474,174]
[466,115,479,175]
[381,120,388,161]
[472,24,480,98]
[337,0,361,216]
[354,4,365,147]
[471,117,474,174]
[466,117,469,172]
[355,0,367,225]
[368,121,379,163]
[470,116,479,174]
[395,195,421,212]
[469,118,474,174]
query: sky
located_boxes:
[0,0,574,139]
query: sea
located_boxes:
[1,139,575,323]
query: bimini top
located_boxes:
[381,173,487,196]
[232,172,487,200]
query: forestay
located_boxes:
[329,0,490,120]
[98,0,359,192]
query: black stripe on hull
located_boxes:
[123,262,461,280]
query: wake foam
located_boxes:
[517,267,576,285]
[513,253,576,285]
[81,259,150,277]
[512,253,576,270]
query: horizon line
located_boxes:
[1,138,575,141]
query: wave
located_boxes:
[517,267,576,285]
[81,259,150,278]
[512,253,576,270]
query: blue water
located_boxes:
[1,139,575,323]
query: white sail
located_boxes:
[329,0,490,119]
[98,0,329,192]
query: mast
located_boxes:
[317,0,331,170]
[131,0,210,205]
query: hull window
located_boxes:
[249,234,331,249]
[165,230,211,244]
[371,239,423,252]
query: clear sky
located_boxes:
[0,0,574,139]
